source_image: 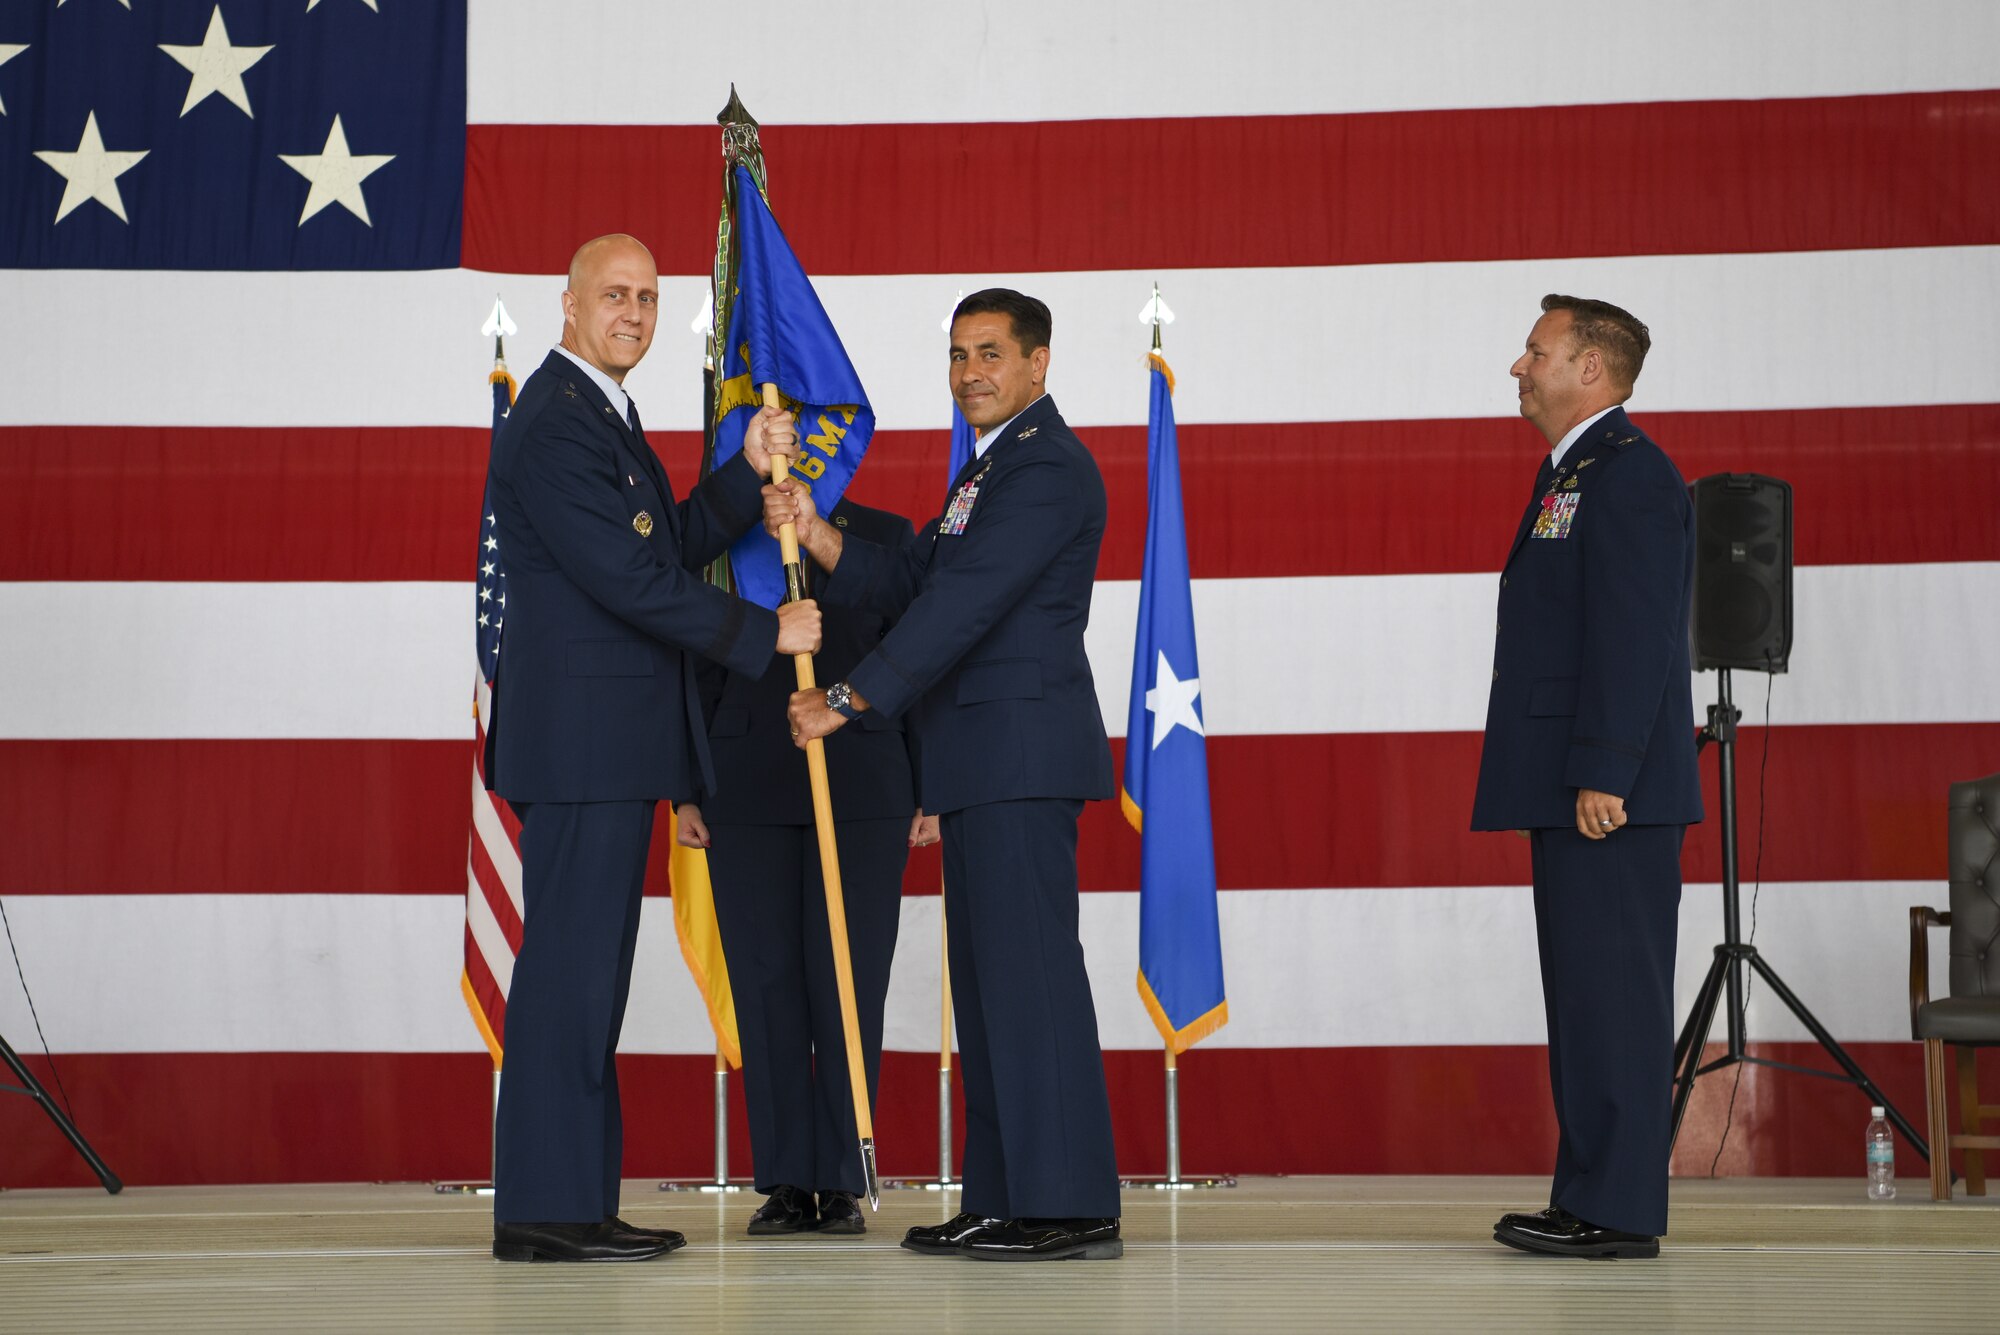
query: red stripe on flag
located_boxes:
[467,819,523,952]
[0,1043,1946,1189]
[10,405,1999,581]
[462,920,506,1050]
[463,92,2000,276]
[6,724,1988,896]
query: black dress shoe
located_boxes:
[747,1184,818,1236]
[1494,1205,1562,1233]
[816,1191,866,1235]
[493,1220,671,1263]
[606,1216,688,1250]
[1494,1205,1658,1259]
[901,1211,1003,1256]
[961,1217,1122,1262]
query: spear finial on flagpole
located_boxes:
[482,295,517,373]
[1138,281,1175,355]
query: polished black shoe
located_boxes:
[493,1220,672,1263]
[1494,1205,1563,1233]
[1494,1205,1658,1259]
[606,1216,687,1250]
[747,1184,818,1236]
[961,1217,1122,1262]
[816,1191,866,1235]
[901,1211,1003,1256]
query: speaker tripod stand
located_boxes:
[0,1030,121,1192]
[1669,667,1927,1160]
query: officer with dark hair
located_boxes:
[764,288,1124,1262]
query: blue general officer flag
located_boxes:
[1,2,464,270]
[1122,354,1228,1051]
[713,165,873,609]
[948,403,976,479]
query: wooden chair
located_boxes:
[1909,773,2000,1199]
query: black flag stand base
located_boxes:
[0,1031,121,1193]
[1669,667,1927,1163]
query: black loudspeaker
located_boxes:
[1689,473,1792,672]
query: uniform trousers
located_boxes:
[941,798,1120,1220]
[1531,822,1685,1237]
[493,799,654,1224]
[706,817,907,1195]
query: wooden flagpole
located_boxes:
[764,390,879,1208]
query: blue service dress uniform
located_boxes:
[484,349,778,1225]
[696,500,917,1198]
[821,394,1120,1220]
[1471,406,1704,1237]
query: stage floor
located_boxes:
[2,1176,1995,1332]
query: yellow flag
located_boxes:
[667,804,742,1068]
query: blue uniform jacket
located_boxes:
[484,349,778,804]
[696,499,919,825]
[1471,407,1705,830]
[823,395,1115,815]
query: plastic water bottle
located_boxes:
[1865,1107,1896,1201]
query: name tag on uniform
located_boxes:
[1532,492,1580,539]
[939,480,981,535]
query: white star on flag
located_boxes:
[0,44,27,116]
[278,115,395,226]
[307,0,380,10]
[33,112,149,224]
[1144,650,1206,751]
[160,6,273,118]
[58,0,132,8]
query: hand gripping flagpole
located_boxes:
[764,396,880,1209]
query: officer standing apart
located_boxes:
[675,498,929,1238]
[483,233,820,1263]
[766,289,1124,1262]
[1474,295,1703,1259]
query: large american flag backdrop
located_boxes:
[4,1,1998,1187]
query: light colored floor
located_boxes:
[2,1176,1995,1333]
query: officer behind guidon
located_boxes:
[675,498,927,1239]
[1474,294,1703,1261]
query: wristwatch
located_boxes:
[826,681,863,721]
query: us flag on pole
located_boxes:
[464,370,521,1067]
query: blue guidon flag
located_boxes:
[2,2,464,270]
[711,165,874,609]
[1122,352,1229,1052]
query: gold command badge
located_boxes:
[632,510,654,537]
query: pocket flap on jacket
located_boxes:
[566,638,655,677]
[1528,676,1579,716]
[956,657,1043,704]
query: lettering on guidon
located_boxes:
[792,406,859,482]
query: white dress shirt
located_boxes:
[553,344,633,428]
[1551,403,1619,469]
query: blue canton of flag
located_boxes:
[0,1,464,269]
[712,165,873,609]
[475,373,511,682]
[1123,354,1228,1052]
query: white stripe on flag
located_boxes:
[8,565,1996,738]
[8,248,2000,429]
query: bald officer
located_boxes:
[483,233,820,1263]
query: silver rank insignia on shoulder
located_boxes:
[562,382,578,398]
[632,510,654,537]
[1619,434,1639,444]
